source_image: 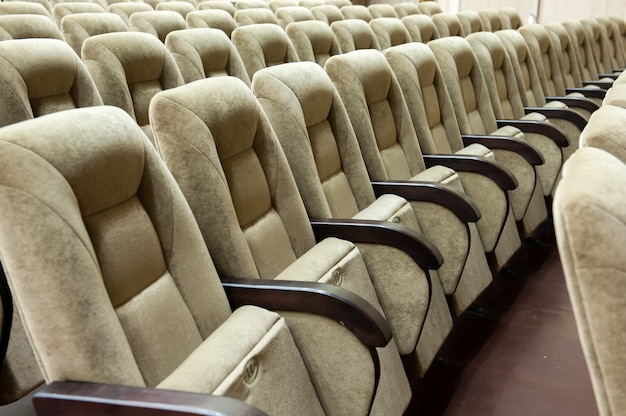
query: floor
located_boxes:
[406,219,599,416]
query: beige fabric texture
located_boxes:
[369,17,412,50]
[331,18,380,53]
[52,1,105,25]
[311,5,343,25]
[0,14,64,41]
[186,9,237,37]
[286,20,341,66]
[235,0,271,10]
[457,10,483,36]
[61,12,129,55]
[275,6,314,26]
[554,147,626,416]
[0,1,52,17]
[234,8,279,26]
[129,10,188,42]
[432,13,464,38]
[269,0,298,13]
[603,84,626,109]
[393,2,419,18]
[340,5,372,22]
[580,104,626,163]
[417,1,442,16]
[155,1,195,18]
[108,2,153,25]
[197,0,236,15]
[150,77,411,415]
[165,28,251,85]
[368,4,398,19]
[401,14,440,43]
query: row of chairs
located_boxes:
[553,74,626,416]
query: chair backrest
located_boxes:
[129,10,188,42]
[235,0,271,10]
[234,8,279,25]
[417,1,442,16]
[331,18,380,52]
[310,4,343,25]
[108,1,153,25]
[156,1,196,18]
[368,4,398,19]
[61,12,129,55]
[52,1,106,25]
[0,14,64,40]
[596,16,626,70]
[456,10,483,36]
[563,19,600,81]
[275,5,314,26]
[186,9,237,37]
[3,0,51,12]
[519,24,566,96]
[369,17,412,49]
[286,20,340,66]
[325,0,350,8]
[340,5,372,22]
[581,17,612,75]
[579,104,626,162]
[432,12,464,38]
[610,15,626,58]
[393,2,419,18]
[499,7,521,29]
[268,0,297,12]
[553,146,626,416]
[197,0,236,16]
[401,14,439,43]
[545,22,583,89]
[477,9,501,32]
[0,1,53,18]
[232,23,300,79]
[82,32,184,141]
[165,28,251,85]
[298,0,324,8]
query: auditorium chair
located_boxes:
[456,10,483,36]
[52,1,106,25]
[384,42,522,270]
[150,77,415,415]
[603,83,626,107]
[156,1,196,18]
[310,4,343,25]
[562,20,613,88]
[393,2,420,19]
[596,16,626,70]
[498,7,521,30]
[234,8,280,25]
[298,0,325,9]
[235,0,271,10]
[340,5,372,22]
[331,18,381,52]
[0,14,64,40]
[268,0,298,12]
[610,15,626,58]
[129,10,188,42]
[368,4,398,19]
[431,12,465,38]
[3,0,51,13]
[417,1,442,16]
[369,17,412,49]
[578,104,626,162]
[61,12,129,55]
[401,14,439,43]
[582,17,619,77]
[197,0,235,16]
[275,5,314,26]
[165,28,251,84]
[477,9,502,32]
[0,1,53,19]
[186,9,237,36]
[108,1,153,25]
[285,20,341,66]
[51,0,107,9]
[325,0,351,8]
[553,146,626,416]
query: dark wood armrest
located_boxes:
[597,73,619,80]
[495,119,569,147]
[565,86,606,100]
[310,218,443,270]
[581,79,614,89]
[546,95,600,113]
[370,180,480,222]
[222,276,392,347]
[33,381,267,416]
[461,134,544,165]
[422,154,517,190]
[523,106,587,131]
[0,267,12,368]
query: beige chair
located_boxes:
[129,10,188,42]
[603,83,626,107]
[108,1,153,25]
[268,0,297,12]
[51,0,107,9]
[82,32,184,142]
[52,1,106,25]
[275,5,314,26]
[234,8,280,26]
[325,0,350,8]
[429,36,549,238]
[286,20,340,66]
[331,18,380,52]
[0,104,363,416]
[610,15,626,58]
[456,10,483,36]
[0,14,64,40]
[232,23,299,79]
[401,14,439,43]
[186,9,236,37]
[417,1,442,16]
[235,0,271,10]
[393,2,420,18]
[369,17,412,49]
[579,104,626,163]
[150,76,413,416]
[477,9,501,32]
[61,12,129,55]
[563,20,610,86]
[197,0,236,16]
[299,0,324,8]
[0,1,53,18]
[499,7,521,30]
[553,146,626,416]
[384,42,522,271]
[310,4,343,25]
[165,28,251,85]
[340,5,372,22]
[156,1,196,18]
[368,4,398,19]
[432,12,464,38]
[596,16,625,70]
[3,0,51,13]
[582,17,618,77]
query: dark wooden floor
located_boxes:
[405,219,599,416]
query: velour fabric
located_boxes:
[52,1,105,25]
[275,6,314,26]
[197,0,236,16]
[393,2,419,18]
[108,2,153,25]
[310,5,343,25]
[155,1,195,18]
[432,12,464,37]
[286,20,341,66]
[579,104,626,163]
[563,20,601,81]
[268,0,298,13]
[554,147,626,416]
[0,1,52,18]
[129,10,188,42]
[477,9,501,32]
[582,18,615,76]
[234,8,279,26]
[416,1,442,16]
[299,0,325,8]
[603,84,626,110]
[186,9,237,36]
[0,14,64,40]
[340,5,372,22]
[165,28,251,85]
[61,12,129,55]
[232,23,299,79]
[368,4,397,19]
[150,77,411,415]
[235,0,271,10]
[499,7,521,30]
[1,0,51,13]
[401,14,439,43]
[457,10,483,35]
[331,18,380,52]
[369,17,412,49]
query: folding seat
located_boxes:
[578,104,626,162]
[562,20,609,86]
[499,7,521,30]
[401,13,439,43]
[431,12,465,38]
[235,0,271,10]
[368,4,398,19]
[393,2,420,19]
[384,42,522,270]
[82,32,184,142]
[477,9,501,32]
[581,18,619,78]
[0,1,53,19]
[331,18,380,52]
[0,105,392,416]
[268,0,298,12]
[299,0,325,9]
[429,36,549,237]
[129,10,187,42]
[234,8,280,26]
[165,28,251,84]
[275,5,314,26]
[186,9,237,36]
[156,1,196,18]
[232,23,299,79]
[369,17,412,49]
[417,1,442,16]
[3,0,51,13]
[52,1,106,25]
[311,4,343,25]
[197,0,236,16]
[108,1,153,25]
[286,20,340,66]
[456,10,483,36]
[0,14,64,40]
[61,12,129,55]
[340,4,372,22]
[150,77,414,415]
[467,31,575,194]
[553,146,626,416]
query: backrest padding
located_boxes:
[286,20,340,66]
[61,12,129,55]
[331,18,380,52]
[0,14,64,40]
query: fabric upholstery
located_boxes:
[185,9,237,37]
[393,2,419,18]
[52,1,105,25]
[553,147,626,416]
[275,6,314,26]
[417,1,442,16]
[579,104,626,163]
[61,12,129,55]
[165,28,251,85]
[582,17,614,76]
[234,8,279,26]
[150,77,411,415]
[310,5,343,25]
[563,19,601,81]
[268,0,298,13]
[368,4,398,19]
[432,12,464,37]
[499,7,521,30]
[235,0,271,10]
[286,20,340,66]
[4,0,51,13]
[340,5,372,22]
[197,0,236,16]
[108,1,153,25]
[0,1,52,18]
[401,14,439,43]
[369,17,412,50]
[331,18,380,53]
[129,10,188,42]
[477,9,502,32]
[457,10,483,36]
[155,1,195,18]
[0,14,64,41]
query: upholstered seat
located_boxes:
[235,0,271,10]
[0,1,53,18]
[331,18,381,52]
[234,8,280,25]
[456,10,483,36]
[477,9,502,32]
[268,0,298,12]
[61,12,129,55]
[186,9,236,36]
[3,0,51,13]
[197,0,236,16]
[416,1,442,16]
[369,17,412,49]
[340,5,372,22]
[310,4,343,25]
[155,1,196,18]
[578,104,626,162]
[286,20,340,66]
[52,1,106,25]
[275,5,314,26]
[150,77,413,416]
[401,14,439,43]
[393,2,419,18]
[498,7,521,30]
[108,1,153,25]
[432,12,465,37]
[553,146,626,416]
[129,10,188,42]
[0,14,64,40]
[368,4,398,19]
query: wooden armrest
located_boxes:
[422,154,517,190]
[581,79,614,89]
[523,107,587,131]
[596,73,619,80]
[310,218,443,271]
[495,119,569,147]
[222,276,392,347]
[33,381,267,416]
[461,134,544,165]
[0,267,12,367]
[563,87,606,102]
[546,95,600,113]
[370,180,480,222]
